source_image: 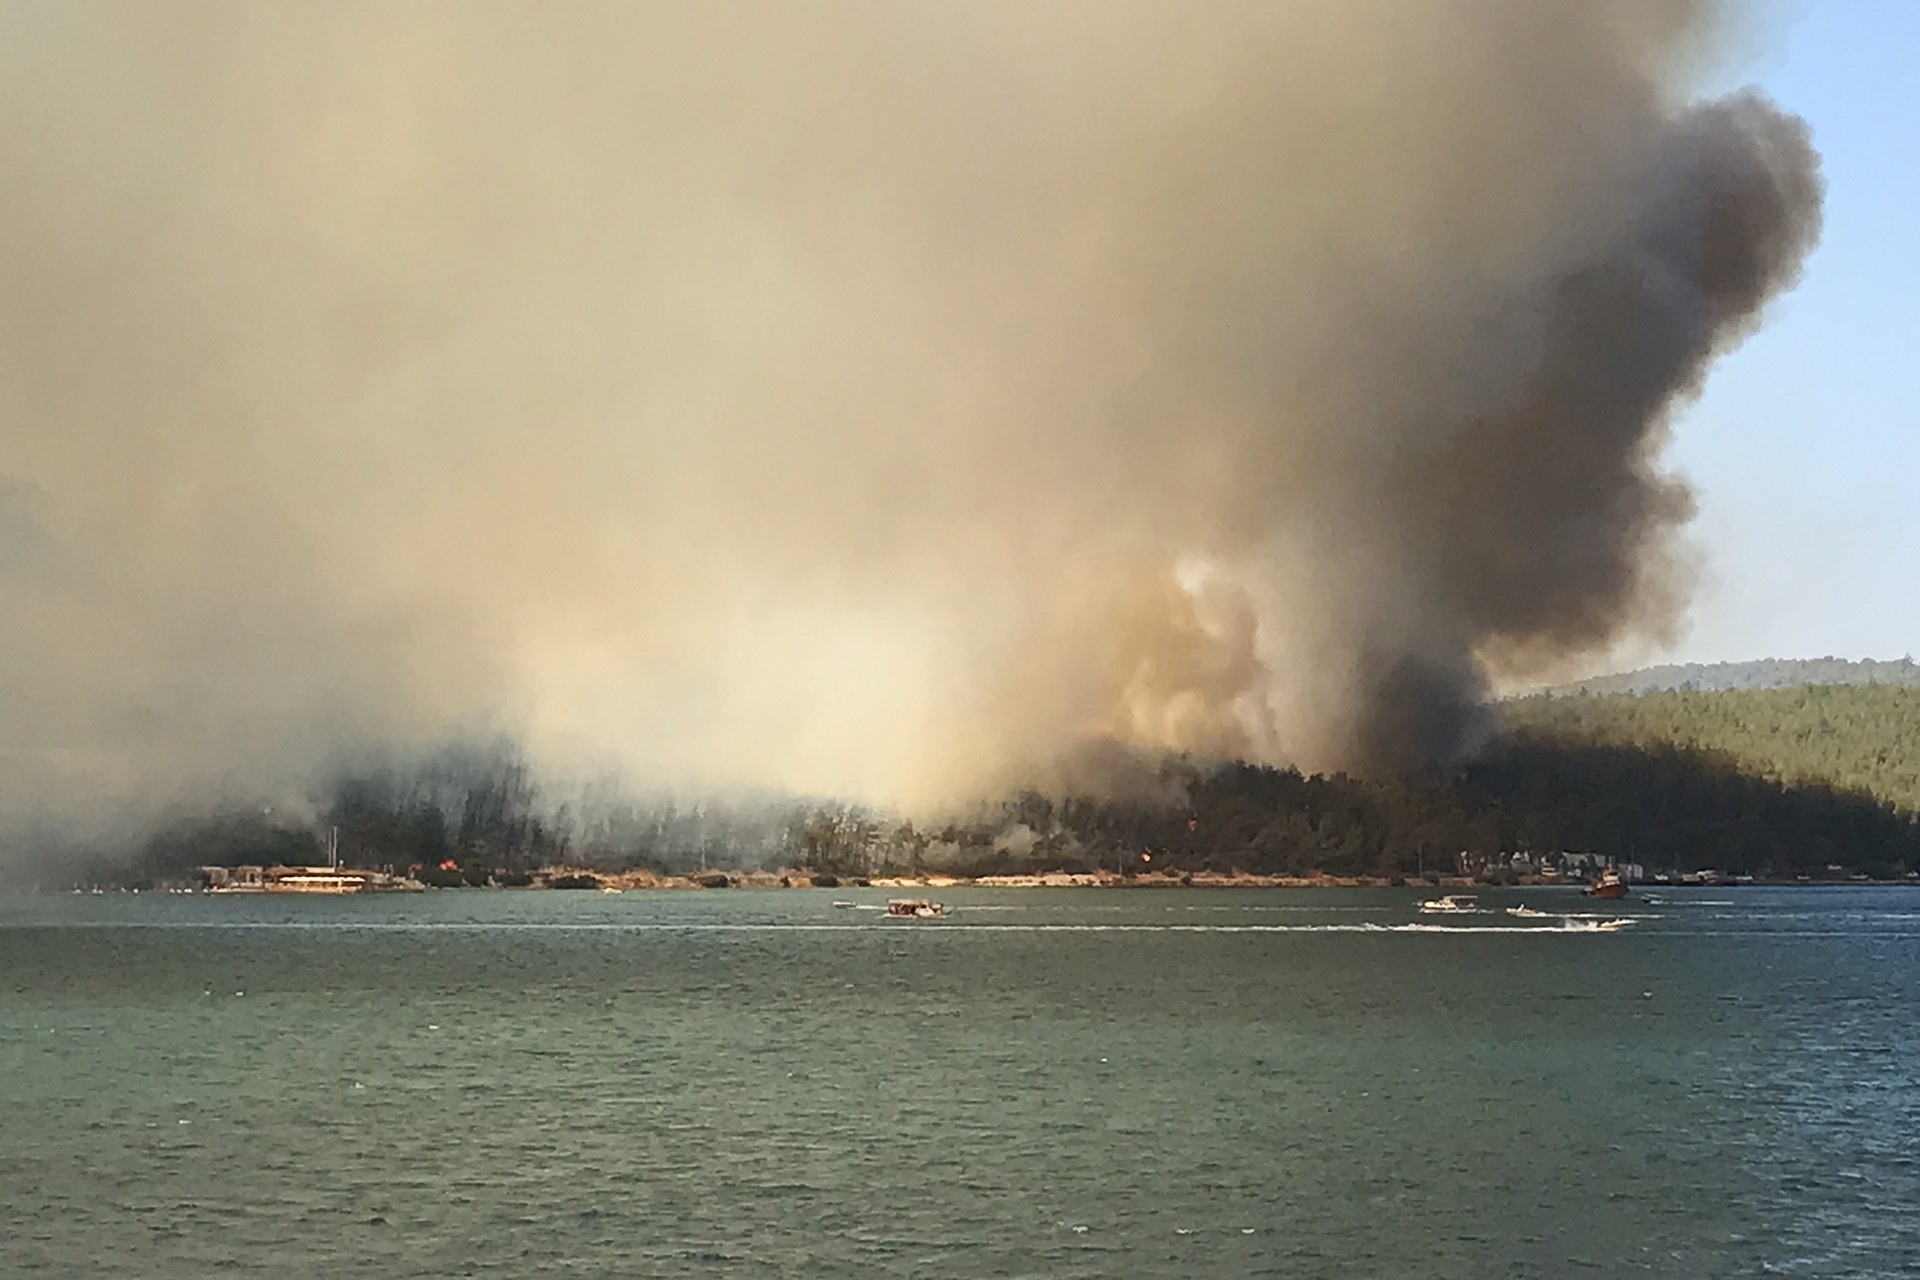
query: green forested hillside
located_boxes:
[60,681,1920,890]
[1552,656,1920,696]
[1508,684,1920,814]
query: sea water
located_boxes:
[3,887,1916,1277]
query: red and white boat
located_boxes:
[1583,869,1628,900]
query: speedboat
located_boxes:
[885,898,948,919]
[1418,895,1477,914]
[1506,904,1549,918]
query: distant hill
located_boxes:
[1547,656,1920,697]
[1508,681,1920,815]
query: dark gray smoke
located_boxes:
[1307,87,1825,770]
[0,1,1821,850]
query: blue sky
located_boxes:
[1661,0,1920,664]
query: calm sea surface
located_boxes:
[3,887,1917,1278]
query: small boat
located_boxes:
[885,897,949,919]
[1418,895,1476,914]
[1506,905,1550,918]
[831,900,856,909]
[1588,917,1635,932]
[1583,869,1628,900]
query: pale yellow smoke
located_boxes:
[0,1,1820,833]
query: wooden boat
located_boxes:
[1583,869,1628,899]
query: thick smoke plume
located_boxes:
[0,1,1821,847]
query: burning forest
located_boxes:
[0,2,1821,876]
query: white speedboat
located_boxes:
[1418,895,1477,914]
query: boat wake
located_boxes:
[910,919,1642,934]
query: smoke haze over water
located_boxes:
[0,2,1821,842]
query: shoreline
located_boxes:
[558,868,1919,892]
[574,868,1477,892]
[64,867,1920,895]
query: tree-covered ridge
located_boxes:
[1548,656,1920,696]
[1508,684,1920,815]
[101,729,1920,889]
[67,679,1920,889]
